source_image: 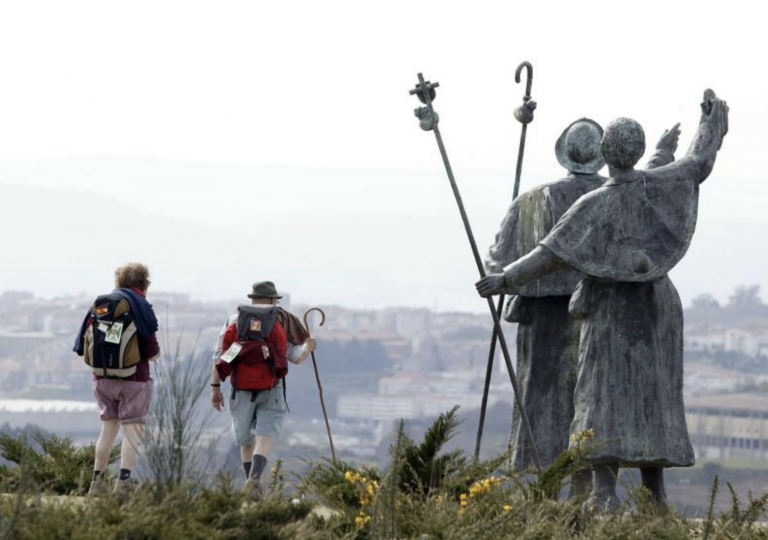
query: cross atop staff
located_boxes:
[410,74,441,132]
[409,74,439,105]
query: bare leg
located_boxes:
[568,468,593,499]
[244,436,273,501]
[640,467,668,508]
[120,423,144,471]
[241,438,257,478]
[94,419,120,472]
[588,463,620,512]
[241,439,257,462]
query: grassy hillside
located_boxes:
[2,410,768,540]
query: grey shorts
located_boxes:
[229,381,287,446]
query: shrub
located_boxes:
[0,481,313,540]
[0,431,118,495]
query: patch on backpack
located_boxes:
[220,342,243,363]
[104,322,124,344]
[94,305,109,316]
[250,320,261,332]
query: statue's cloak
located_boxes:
[486,174,606,297]
[541,164,700,282]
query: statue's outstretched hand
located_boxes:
[475,274,506,298]
[656,122,681,154]
[701,90,729,145]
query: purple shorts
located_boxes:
[92,379,153,424]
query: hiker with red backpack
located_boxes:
[210,281,315,501]
[73,263,160,498]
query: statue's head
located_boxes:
[555,118,605,174]
[601,118,646,170]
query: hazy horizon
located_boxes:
[1,1,766,313]
[2,156,765,313]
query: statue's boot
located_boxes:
[640,466,669,511]
[568,468,592,499]
[586,463,620,512]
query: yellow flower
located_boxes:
[355,510,372,527]
[502,504,512,513]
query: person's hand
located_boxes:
[656,122,681,154]
[475,274,506,298]
[305,337,317,353]
[211,387,224,411]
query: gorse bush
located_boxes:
[0,431,118,495]
[0,480,313,540]
[300,410,768,540]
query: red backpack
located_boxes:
[215,305,288,391]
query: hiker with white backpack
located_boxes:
[73,263,160,497]
[210,281,316,501]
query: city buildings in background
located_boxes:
[1,286,768,465]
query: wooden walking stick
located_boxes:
[303,307,336,462]
[474,61,537,461]
[409,72,542,473]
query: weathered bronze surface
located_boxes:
[477,90,729,509]
[487,121,678,474]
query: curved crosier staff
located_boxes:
[303,307,336,462]
[474,61,537,461]
[409,72,542,473]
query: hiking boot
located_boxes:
[88,476,110,498]
[113,477,140,500]
[244,478,265,502]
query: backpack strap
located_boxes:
[231,361,238,399]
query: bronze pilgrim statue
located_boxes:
[477,90,729,510]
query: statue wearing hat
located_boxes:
[486,118,680,486]
[479,91,729,509]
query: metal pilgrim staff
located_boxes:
[474,62,536,461]
[303,307,336,463]
[409,73,542,473]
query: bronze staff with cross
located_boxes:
[409,73,542,473]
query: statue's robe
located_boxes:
[487,153,674,470]
[486,173,605,470]
[539,135,719,467]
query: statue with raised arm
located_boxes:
[487,119,681,497]
[477,90,729,510]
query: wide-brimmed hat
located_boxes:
[247,281,283,299]
[555,118,606,174]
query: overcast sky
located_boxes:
[0,1,766,312]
